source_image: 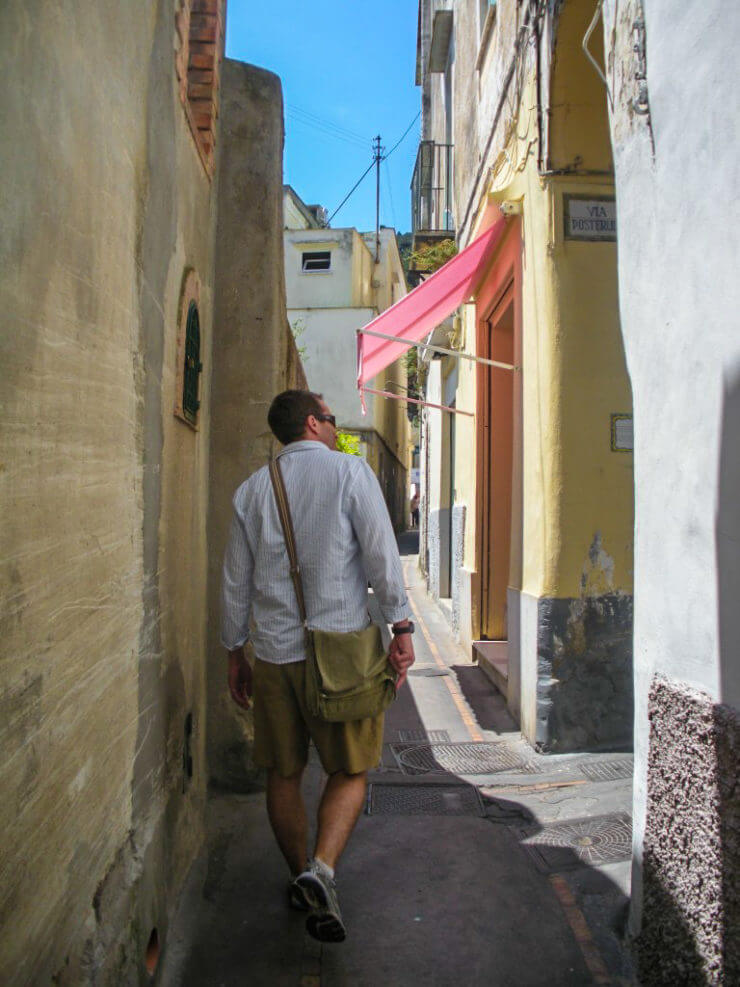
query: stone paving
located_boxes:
[162,541,637,986]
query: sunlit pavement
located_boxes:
[162,537,636,986]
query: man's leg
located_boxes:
[314,769,367,870]
[295,770,366,943]
[266,768,308,876]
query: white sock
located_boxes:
[313,856,335,880]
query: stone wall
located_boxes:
[601,0,740,962]
[638,677,739,985]
[206,59,306,793]
[0,5,295,983]
[535,595,634,752]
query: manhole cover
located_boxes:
[513,813,632,871]
[397,729,451,743]
[367,783,485,816]
[390,742,540,776]
[579,758,633,783]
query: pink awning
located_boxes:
[356,218,507,397]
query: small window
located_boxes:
[182,302,202,425]
[302,251,331,272]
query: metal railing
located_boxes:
[411,141,455,235]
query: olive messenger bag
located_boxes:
[268,457,397,723]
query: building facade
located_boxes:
[602,1,740,980]
[283,187,411,530]
[0,3,304,982]
[414,0,634,753]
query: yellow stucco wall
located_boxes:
[459,71,632,609]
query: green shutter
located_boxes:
[183,301,202,424]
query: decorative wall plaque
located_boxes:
[611,414,633,451]
[564,195,617,241]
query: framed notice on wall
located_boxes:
[564,195,617,242]
[611,414,633,452]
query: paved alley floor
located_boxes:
[162,540,636,986]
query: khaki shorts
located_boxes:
[252,658,384,778]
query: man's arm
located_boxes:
[348,461,409,622]
[348,462,415,684]
[221,500,255,708]
[227,646,252,709]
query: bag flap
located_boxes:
[312,625,387,694]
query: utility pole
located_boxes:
[373,134,382,263]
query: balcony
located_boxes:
[411,141,455,237]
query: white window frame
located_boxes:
[301,250,332,273]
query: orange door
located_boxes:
[481,285,515,640]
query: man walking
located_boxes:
[221,389,415,943]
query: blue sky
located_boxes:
[226,1,420,233]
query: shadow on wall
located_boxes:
[718,368,740,709]
[717,367,740,981]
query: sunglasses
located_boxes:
[316,413,336,428]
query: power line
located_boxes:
[285,111,369,149]
[325,110,422,228]
[328,159,376,224]
[285,103,368,143]
[383,111,421,160]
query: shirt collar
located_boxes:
[276,440,329,458]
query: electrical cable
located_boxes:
[382,111,421,160]
[327,159,376,224]
[285,112,369,149]
[285,102,368,143]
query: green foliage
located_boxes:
[335,431,361,456]
[409,238,457,273]
[291,318,308,362]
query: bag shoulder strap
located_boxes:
[268,457,308,625]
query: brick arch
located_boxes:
[175,0,225,177]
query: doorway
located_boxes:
[480,283,515,641]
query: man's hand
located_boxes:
[227,647,252,709]
[388,632,415,691]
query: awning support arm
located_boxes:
[360,386,474,418]
[357,327,520,372]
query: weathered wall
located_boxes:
[287,306,376,429]
[417,0,634,751]
[0,1,222,982]
[284,228,371,309]
[601,0,740,965]
[285,219,409,530]
[207,59,307,792]
[637,677,739,985]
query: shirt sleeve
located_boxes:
[220,494,254,650]
[347,460,410,625]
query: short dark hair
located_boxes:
[267,389,324,445]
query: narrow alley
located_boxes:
[3,2,739,985]
[162,534,634,986]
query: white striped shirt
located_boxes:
[221,440,409,663]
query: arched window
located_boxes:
[175,270,203,429]
[175,0,225,177]
[182,302,202,425]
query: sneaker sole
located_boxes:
[306,910,346,943]
[295,873,346,943]
[294,873,329,911]
[288,882,311,911]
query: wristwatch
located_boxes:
[392,621,415,636]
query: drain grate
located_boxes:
[367,783,485,816]
[396,729,451,743]
[579,758,634,783]
[390,742,541,776]
[513,813,632,871]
